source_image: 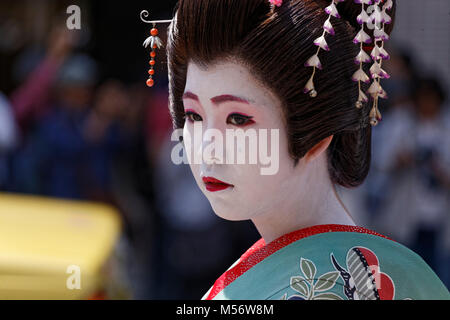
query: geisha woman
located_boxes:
[141,0,450,299]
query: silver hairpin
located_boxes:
[140,10,173,25]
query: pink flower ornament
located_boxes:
[269,0,283,7]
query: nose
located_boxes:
[201,133,222,166]
[188,116,228,167]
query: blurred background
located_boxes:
[0,0,448,299]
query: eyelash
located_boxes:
[184,111,255,127]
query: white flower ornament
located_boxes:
[351,0,393,126]
[302,0,345,98]
[295,0,393,127]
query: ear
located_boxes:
[304,135,334,163]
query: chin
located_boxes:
[208,198,249,222]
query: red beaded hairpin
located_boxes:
[141,10,173,88]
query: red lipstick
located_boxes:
[202,176,233,192]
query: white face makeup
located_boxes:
[182,59,307,221]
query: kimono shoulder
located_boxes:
[203,224,450,300]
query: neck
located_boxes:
[251,156,356,245]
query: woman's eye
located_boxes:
[185,111,202,122]
[227,113,255,126]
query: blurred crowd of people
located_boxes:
[0,22,449,298]
[0,25,260,299]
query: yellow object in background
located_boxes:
[0,193,122,300]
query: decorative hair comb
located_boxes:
[141,10,173,87]
[295,0,394,127]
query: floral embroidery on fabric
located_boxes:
[206,224,389,300]
[283,258,343,300]
[282,247,397,300]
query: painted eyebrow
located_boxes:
[182,91,253,105]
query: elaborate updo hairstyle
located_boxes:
[166,0,396,188]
